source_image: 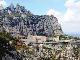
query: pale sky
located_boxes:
[0,0,80,33]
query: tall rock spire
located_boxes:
[9,3,14,12]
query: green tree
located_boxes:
[0,32,22,60]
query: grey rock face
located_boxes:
[0,4,63,37]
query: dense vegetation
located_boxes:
[59,34,80,40]
[0,31,22,60]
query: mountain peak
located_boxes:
[0,4,63,37]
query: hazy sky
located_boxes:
[0,0,80,33]
[4,0,66,15]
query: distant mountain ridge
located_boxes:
[65,32,80,37]
[0,4,63,37]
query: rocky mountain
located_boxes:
[0,4,63,37]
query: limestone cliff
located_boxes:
[0,4,63,37]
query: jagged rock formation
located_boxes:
[0,4,63,37]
